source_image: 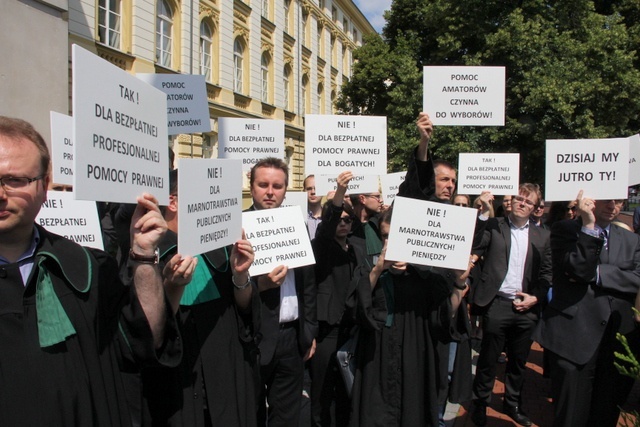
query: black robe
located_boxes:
[140,230,260,426]
[0,225,181,426]
[348,263,452,427]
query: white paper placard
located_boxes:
[457,153,520,195]
[177,158,243,256]
[423,66,506,126]
[136,74,211,135]
[72,45,169,205]
[243,206,315,276]
[49,111,74,186]
[218,118,285,171]
[629,134,640,186]
[315,174,380,196]
[36,191,104,250]
[281,191,308,221]
[380,171,407,205]
[304,115,387,176]
[385,196,476,270]
[545,138,630,201]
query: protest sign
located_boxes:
[137,74,211,135]
[36,191,104,250]
[457,153,520,195]
[177,158,242,256]
[380,171,407,205]
[281,191,308,221]
[315,174,380,196]
[423,66,505,126]
[545,138,630,201]
[72,45,169,205]
[629,134,640,186]
[218,118,285,171]
[304,115,387,176]
[242,206,315,276]
[385,196,476,270]
[50,111,74,186]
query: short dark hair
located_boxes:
[433,159,456,173]
[169,169,178,196]
[0,116,50,175]
[303,174,314,188]
[250,157,289,187]
[519,183,542,206]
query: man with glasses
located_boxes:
[0,116,179,425]
[533,193,640,426]
[470,185,552,426]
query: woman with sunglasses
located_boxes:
[309,171,369,427]
[545,200,578,228]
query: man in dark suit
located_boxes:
[533,191,640,426]
[471,185,552,426]
[247,157,317,427]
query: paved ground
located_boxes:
[445,342,640,427]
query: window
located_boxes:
[261,52,270,103]
[283,65,291,110]
[331,34,336,65]
[262,0,269,19]
[302,75,310,114]
[233,38,244,93]
[353,28,358,43]
[318,0,324,11]
[284,0,291,33]
[343,18,348,34]
[317,83,324,114]
[317,23,323,55]
[332,7,337,22]
[98,0,121,48]
[200,21,213,81]
[302,11,309,45]
[156,0,173,67]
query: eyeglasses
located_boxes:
[364,194,382,201]
[339,216,354,224]
[567,205,577,212]
[454,203,469,207]
[512,195,537,208]
[0,175,45,191]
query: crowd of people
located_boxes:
[1,111,640,427]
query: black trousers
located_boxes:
[473,297,537,407]
[308,323,350,427]
[258,324,304,427]
[548,324,640,427]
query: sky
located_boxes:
[353,0,392,33]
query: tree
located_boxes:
[341,0,640,185]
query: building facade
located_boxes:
[68,0,375,189]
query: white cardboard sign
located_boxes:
[545,138,630,201]
[49,111,74,186]
[304,115,387,176]
[242,206,315,276]
[177,158,243,256]
[457,153,520,195]
[629,134,640,186]
[37,191,104,250]
[281,191,308,221]
[423,66,506,126]
[385,196,476,270]
[136,74,211,135]
[72,45,169,205]
[315,174,380,196]
[380,171,407,205]
[218,118,285,171]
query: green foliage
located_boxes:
[338,0,640,185]
[615,330,640,426]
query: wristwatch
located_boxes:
[129,248,160,265]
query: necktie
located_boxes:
[600,229,608,251]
